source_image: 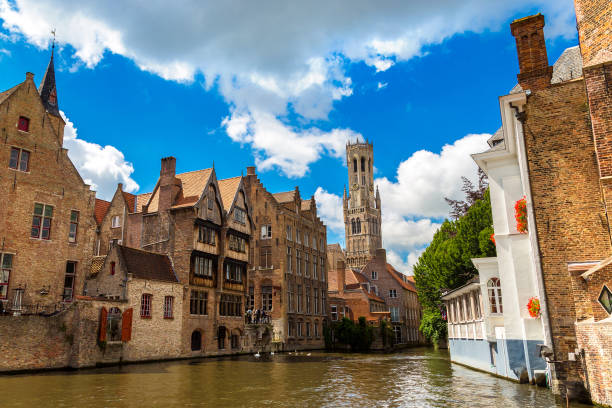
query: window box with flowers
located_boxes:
[527,297,540,318]
[514,196,528,233]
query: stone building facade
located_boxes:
[475,5,612,404]
[243,166,328,350]
[134,157,254,356]
[343,140,382,269]
[0,51,96,313]
[361,249,423,345]
[93,183,136,256]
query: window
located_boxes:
[261,224,272,239]
[225,261,245,283]
[331,305,338,321]
[389,289,397,298]
[487,278,503,314]
[296,229,301,244]
[248,285,255,310]
[314,321,319,337]
[9,147,29,172]
[304,232,309,247]
[314,289,319,314]
[312,256,317,279]
[218,326,226,349]
[306,322,311,337]
[286,247,292,273]
[208,188,215,210]
[164,296,174,318]
[394,326,402,344]
[286,225,292,241]
[17,116,29,132]
[296,250,301,275]
[288,282,294,312]
[31,203,53,240]
[361,157,365,172]
[321,258,325,282]
[304,254,309,277]
[306,286,311,314]
[193,255,214,278]
[297,321,303,337]
[68,210,79,243]
[110,261,116,275]
[297,285,303,312]
[111,215,121,228]
[362,175,365,185]
[107,307,122,341]
[372,285,378,296]
[371,270,378,280]
[229,234,246,252]
[190,290,208,315]
[219,294,242,316]
[390,307,400,322]
[598,285,612,315]
[260,247,272,268]
[321,289,326,312]
[289,320,295,337]
[61,261,76,302]
[312,235,317,250]
[262,286,273,311]
[0,253,13,299]
[233,207,246,224]
[140,293,152,317]
[353,159,357,172]
[198,225,216,245]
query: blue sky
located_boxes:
[0,0,578,272]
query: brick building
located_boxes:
[243,166,328,350]
[93,183,137,256]
[134,157,254,355]
[343,140,382,269]
[361,249,423,345]
[0,50,96,313]
[493,4,612,403]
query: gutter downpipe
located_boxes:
[510,98,556,388]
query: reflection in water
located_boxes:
[0,348,590,407]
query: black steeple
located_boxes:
[38,40,60,117]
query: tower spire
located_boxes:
[39,29,60,117]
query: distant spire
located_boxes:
[38,29,60,117]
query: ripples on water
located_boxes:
[0,348,591,407]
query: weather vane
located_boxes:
[51,28,56,50]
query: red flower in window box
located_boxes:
[527,297,540,318]
[490,233,496,245]
[514,196,528,233]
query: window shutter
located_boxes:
[121,308,133,342]
[99,307,108,342]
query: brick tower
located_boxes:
[343,140,382,269]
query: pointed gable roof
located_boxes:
[218,176,242,212]
[94,199,111,226]
[0,83,20,105]
[146,168,212,212]
[385,263,417,292]
[38,49,60,117]
[135,192,152,213]
[122,191,136,213]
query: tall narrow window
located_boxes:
[288,282,294,312]
[353,159,357,172]
[62,262,77,301]
[111,215,121,228]
[488,278,503,314]
[371,270,378,280]
[306,286,311,314]
[9,148,29,172]
[164,296,174,318]
[17,116,29,132]
[296,250,301,275]
[312,256,317,279]
[361,157,365,172]
[331,305,338,321]
[286,247,292,273]
[314,289,319,314]
[304,254,309,277]
[68,210,79,243]
[297,285,303,312]
[321,289,326,312]
[321,258,325,282]
[260,247,272,268]
[0,253,13,299]
[356,219,361,234]
[31,203,53,240]
[140,293,152,317]
[286,225,292,241]
[248,285,255,310]
[262,286,273,311]
[233,207,246,224]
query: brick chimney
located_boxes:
[336,259,345,295]
[375,248,387,264]
[246,166,256,176]
[510,14,553,91]
[158,157,181,212]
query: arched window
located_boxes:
[361,157,365,172]
[487,278,503,314]
[351,219,356,234]
[356,219,361,233]
[191,330,202,351]
[369,158,372,172]
[353,159,357,172]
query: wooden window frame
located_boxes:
[163,296,174,319]
[31,203,53,240]
[190,290,208,315]
[68,210,79,243]
[17,116,30,132]
[0,253,13,300]
[9,147,30,172]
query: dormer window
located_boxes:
[17,116,29,132]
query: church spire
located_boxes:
[38,33,60,117]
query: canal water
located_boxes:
[0,348,591,407]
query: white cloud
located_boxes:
[376,133,490,219]
[61,112,138,200]
[0,0,576,175]
[314,187,345,235]
[377,82,388,90]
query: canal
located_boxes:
[0,348,591,407]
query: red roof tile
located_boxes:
[386,263,417,292]
[94,199,111,226]
[122,192,136,213]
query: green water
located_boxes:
[0,348,590,407]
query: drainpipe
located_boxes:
[511,100,556,385]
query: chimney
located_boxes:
[336,259,345,295]
[25,72,34,81]
[158,157,181,212]
[510,14,553,91]
[246,166,256,176]
[376,248,387,264]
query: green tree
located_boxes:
[414,189,495,344]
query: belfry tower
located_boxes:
[343,140,382,269]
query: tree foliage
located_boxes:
[444,168,488,220]
[414,186,495,343]
[326,317,375,352]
